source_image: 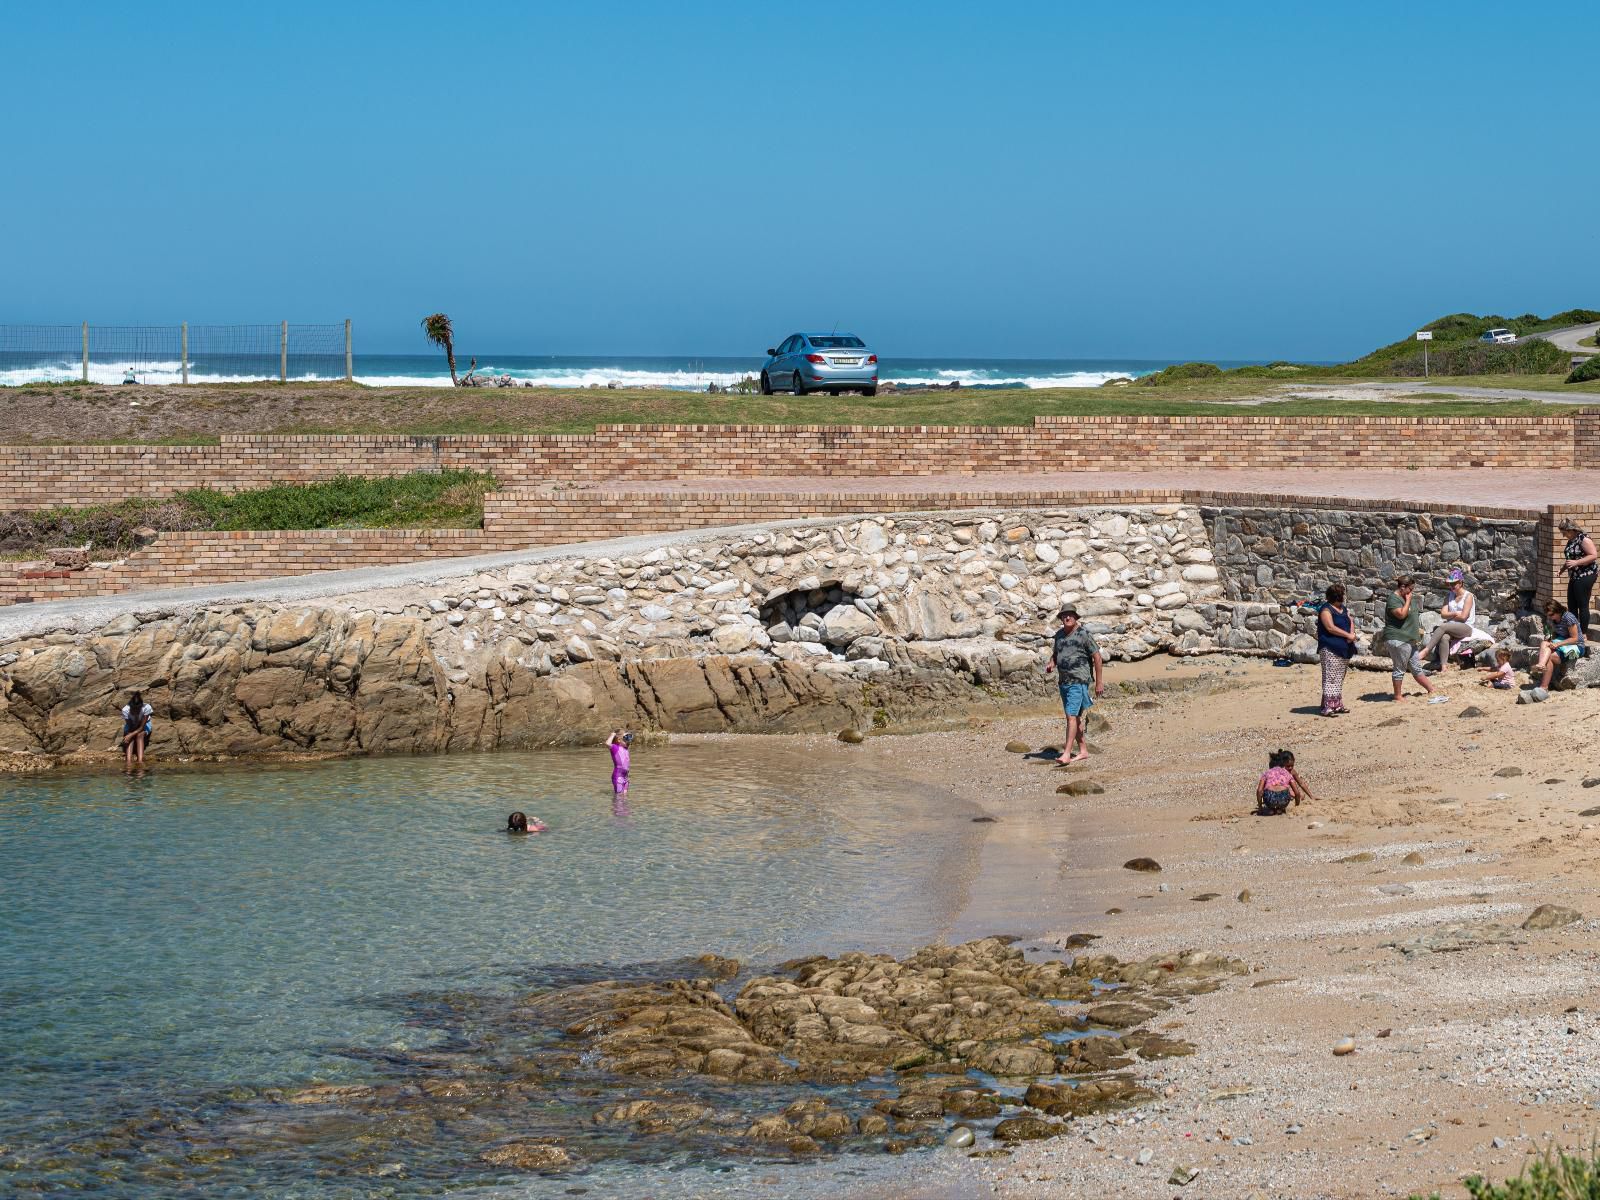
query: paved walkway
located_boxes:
[576,468,1600,511]
[1542,322,1600,358]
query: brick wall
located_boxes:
[0,412,1590,511]
[0,529,523,606]
[1541,504,1600,615]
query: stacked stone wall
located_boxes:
[1197,506,1539,654]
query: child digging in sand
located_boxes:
[1256,749,1317,816]
[1479,648,1515,690]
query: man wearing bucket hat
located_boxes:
[1044,606,1104,766]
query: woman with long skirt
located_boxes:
[1317,584,1358,716]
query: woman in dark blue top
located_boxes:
[1317,583,1359,716]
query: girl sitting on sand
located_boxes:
[606,730,633,795]
[506,811,547,835]
[1479,648,1515,689]
[1256,749,1314,816]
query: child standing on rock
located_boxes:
[606,730,632,795]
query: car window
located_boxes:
[808,336,865,349]
[776,337,792,354]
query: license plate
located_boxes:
[833,357,859,365]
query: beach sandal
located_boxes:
[1427,695,1450,705]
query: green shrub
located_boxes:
[1383,337,1571,378]
[1567,356,1600,384]
[1411,1147,1600,1199]
[1135,362,1225,387]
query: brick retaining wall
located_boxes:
[0,529,522,606]
[0,485,1577,609]
[2,411,1595,511]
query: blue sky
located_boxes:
[4,2,1595,361]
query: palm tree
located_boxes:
[421,313,458,385]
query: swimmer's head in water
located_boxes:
[507,811,529,833]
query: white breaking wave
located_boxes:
[356,366,759,390]
[2,360,1148,391]
[0,360,338,388]
[882,369,1137,389]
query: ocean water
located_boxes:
[0,743,982,1197]
[0,350,1193,391]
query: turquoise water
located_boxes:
[0,743,980,1196]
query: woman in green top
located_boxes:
[1380,575,1437,703]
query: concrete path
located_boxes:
[1282,380,1593,404]
[577,468,1600,510]
[1539,322,1600,358]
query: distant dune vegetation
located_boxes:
[1137,309,1600,387]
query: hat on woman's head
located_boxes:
[1447,567,1465,582]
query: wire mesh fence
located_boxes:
[0,322,351,385]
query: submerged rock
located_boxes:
[480,1142,576,1171]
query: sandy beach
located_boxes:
[789,654,1600,1199]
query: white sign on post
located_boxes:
[1415,331,1433,340]
[1416,331,1432,376]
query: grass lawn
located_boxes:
[0,471,496,556]
[1,375,1597,445]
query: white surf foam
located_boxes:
[1,361,1150,391]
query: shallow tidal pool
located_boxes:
[0,741,982,1197]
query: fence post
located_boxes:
[280,320,288,382]
[345,318,352,382]
[181,322,189,385]
[81,322,88,382]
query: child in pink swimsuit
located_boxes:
[606,730,632,794]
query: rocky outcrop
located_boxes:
[0,606,882,756]
[2,506,1227,759]
[93,937,1244,1184]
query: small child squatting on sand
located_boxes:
[1480,649,1515,689]
[1256,749,1317,816]
[607,730,633,795]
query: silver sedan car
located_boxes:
[760,333,879,396]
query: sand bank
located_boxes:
[813,655,1600,1199]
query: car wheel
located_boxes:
[793,372,807,396]
[759,371,772,395]
[861,387,877,397]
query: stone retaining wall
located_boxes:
[2,411,1593,510]
[1203,506,1541,624]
